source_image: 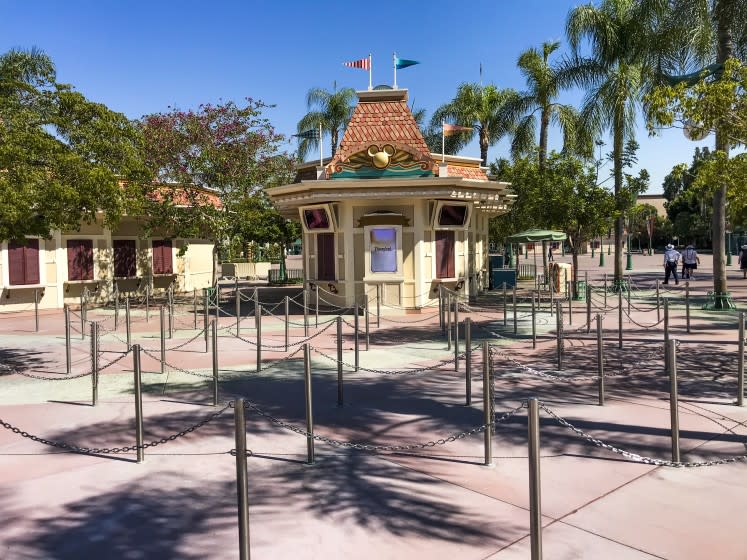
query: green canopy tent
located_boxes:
[505,229,567,277]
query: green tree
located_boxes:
[565,0,660,286]
[508,41,589,168]
[140,99,295,283]
[0,48,148,241]
[431,83,519,166]
[649,1,747,307]
[295,85,356,160]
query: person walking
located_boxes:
[739,245,747,279]
[663,244,681,285]
[681,244,700,279]
[548,245,554,262]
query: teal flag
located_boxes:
[394,56,419,70]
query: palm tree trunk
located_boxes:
[539,108,550,170]
[613,108,625,288]
[331,129,338,157]
[711,0,736,307]
[480,128,489,166]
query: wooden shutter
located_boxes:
[435,230,455,279]
[67,240,93,281]
[152,240,173,275]
[8,240,39,285]
[317,233,335,281]
[113,240,136,277]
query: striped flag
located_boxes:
[343,57,370,70]
[292,129,320,140]
[443,123,473,136]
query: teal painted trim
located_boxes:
[331,166,433,179]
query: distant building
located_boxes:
[637,193,667,218]
[269,88,514,309]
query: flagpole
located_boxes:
[393,52,397,89]
[441,121,445,163]
[368,53,372,91]
[319,122,323,167]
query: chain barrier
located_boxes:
[622,307,665,329]
[0,403,230,455]
[242,399,527,451]
[539,403,747,467]
[234,320,336,351]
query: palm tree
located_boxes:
[509,41,589,169]
[0,46,54,86]
[655,0,747,307]
[564,0,661,286]
[296,85,356,161]
[430,83,519,166]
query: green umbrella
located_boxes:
[505,229,567,243]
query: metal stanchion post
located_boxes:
[236,281,241,336]
[133,344,144,463]
[234,398,250,560]
[656,280,661,322]
[439,285,444,332]
[586,285,591,334]
[255,288,260,329]
[337,316,343,406]
[513,284,517,335]
[303,286,309,337]
[114,285,119,331]
[91,322,98,406]
[314,286,319,328]
[364,296,370,351]
[354,306,360,372]
[503,282,507,328]
[145,284,150,323]
[549,269,554,316]
[125,297,131,349]
[32,289,39,332]
[303,344,315,465]
[626,280,631,319]
[667,339,680,463]
[454,302,459,371]
[685,282,691,334]
[738,313,744,407]
[193,288,197,330]
[159,305,165,374]
[597,314,604,406]
[284,296,289,352]
[604,273,608,308]
[531,292,537,349]
[255,304,262,372]
[168,294,174,340]
[64,305,72,373]
[556,301,563,370]
[664,298,669,344]
[204,290,209,352]
[528,398,543,560]
[80,289,86,340]
[447,294,452,350]
[376,284,381,328]
[212,320,219,406]
[482,341,492,466]
[618,287,623,349]
[465,318,472,406]
[567,283,572,325]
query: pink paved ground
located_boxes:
[1,254,747,559]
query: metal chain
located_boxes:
[243,399,527,451]
[539,403,747,468]
[0,403,230,455]
[235,320,335,350]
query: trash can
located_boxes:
[488,255,505,289]
[492,269,517,289]
[573,280,586,301]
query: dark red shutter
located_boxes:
[317,233,335,281]
[24,240,40,284]
[436,230,455,279]
[67,240,93,281]
[114,240,136,277]
[152,240,173,275]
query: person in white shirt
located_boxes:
[663,244,681,285]
[681,245,700,279]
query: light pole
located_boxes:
[727,230,733,266]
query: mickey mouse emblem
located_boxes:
[367,144,396,169]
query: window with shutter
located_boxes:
[435,230,455,279]
[8,239,40,285]
[152,239,173,275]
[67,239,94,281]
[113,240,137,278]
[317,233,335,281]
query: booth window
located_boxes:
[152,239,173,275]
[67,239,94,281]
[438,204,468,227]
[113,239,137,278]
[304,208,330,230]
[435,230,455,279]
[317,233,335,281]
[8,239,40,285]
[369,228,397,273]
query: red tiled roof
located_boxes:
[328,90,434,175]
[438,165,488,181]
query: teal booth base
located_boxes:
[492,269,517,289]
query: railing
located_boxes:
[268,269,304,284]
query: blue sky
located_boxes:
[1,0,713,192]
